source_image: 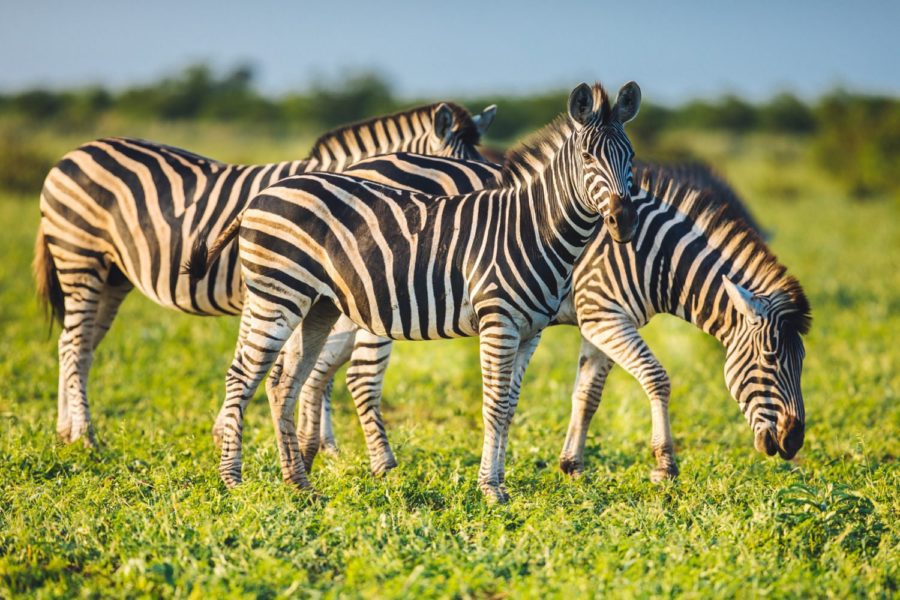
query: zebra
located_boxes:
[186,81,643,502]
[304,161,766,476]
[33,100,497,447]
[556,166,810,478]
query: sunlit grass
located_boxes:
[0,131,897,597]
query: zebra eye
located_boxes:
[581,152,594,163]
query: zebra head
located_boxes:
[430,103,496,161]
[721,276,811,460]
[568,81,641,243]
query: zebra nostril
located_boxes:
[778,415,805,459]
[606,214,617,227]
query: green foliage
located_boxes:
[0,128,54,195]
[0,132,897,597]
[812,90,900,199]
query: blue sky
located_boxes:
[1,1,897,104]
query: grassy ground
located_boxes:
[0,131,898,598]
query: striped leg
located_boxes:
[318,378,338,453]
[55,277,132,443]
[581,319,678,482]
[559,336,613,476]
[476,318,520,504]
[266,301,341,487]
[497,334,541,485]
[345,329,396,475]
[218,298,302,488]
[213,300,253,448]
[292,315,355,472]
[57,269,107,447]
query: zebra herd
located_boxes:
[34,79,811,503]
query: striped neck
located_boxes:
[630,184,790,344]
[304,106,437,172]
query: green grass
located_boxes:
[1,132,898,598]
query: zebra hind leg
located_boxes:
[559,338,613,476]
[266,300,341,487]
[218,300,302,488]
[345,330,396,476]
[213,300,253,448]
[57,267,110,447]
[293,319,355,472]
[318,378,338,454]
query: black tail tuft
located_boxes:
[182,234,211,283]
[33,226,65,329]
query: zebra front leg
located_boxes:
[496,334,541,485]
[268,301,341,486]
[559,337,613,476]
[219,304,299,488]
[346,329,396,476]
[476,318,520,504]
[583,319,678,482]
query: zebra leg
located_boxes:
[213,300,253,448]
[345,329,396,476]
[293,315,353,472]
[218,300,302,488]
[476,318,520,504]
[582,319,678,482]
[266,301,341,487]
[559,336,613,476]
[55,276,132,443]
[318,377,338,453]
[57,269,107,447]
[497,334,542,485]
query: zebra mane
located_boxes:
[636,165,812,335]
[305,102,480,162]
[496,83,611,187]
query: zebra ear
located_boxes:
[472,104,496,136]
[433,103,455,141]
[613,81,641,124]
[722,275,763,324]
[567,82,594,130]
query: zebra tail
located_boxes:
[183,213,244,283]
[33,224,64,328]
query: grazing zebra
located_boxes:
[33,101,497,447]
[556,166,810,478]
[306,161,766,474]
[187,81,643,502]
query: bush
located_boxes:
[0,133,54,196]
[813,91,900,199]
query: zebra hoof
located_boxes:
[480,483,510,505]
[558,455,584,477]
[319,441,339,455]
[371,456,398,478]
[649,466,679,484]
[284,473,313,490]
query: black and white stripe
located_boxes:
[34,101,496,446]
[557,167,810,478]
[188,81,643,502]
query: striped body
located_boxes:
[35,101,495,446]
[194,82,643,501]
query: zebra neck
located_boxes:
[517,139,599,255]
[305,111,433,172]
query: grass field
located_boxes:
[0,131,898,598]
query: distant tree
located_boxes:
[761,93,816,133]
